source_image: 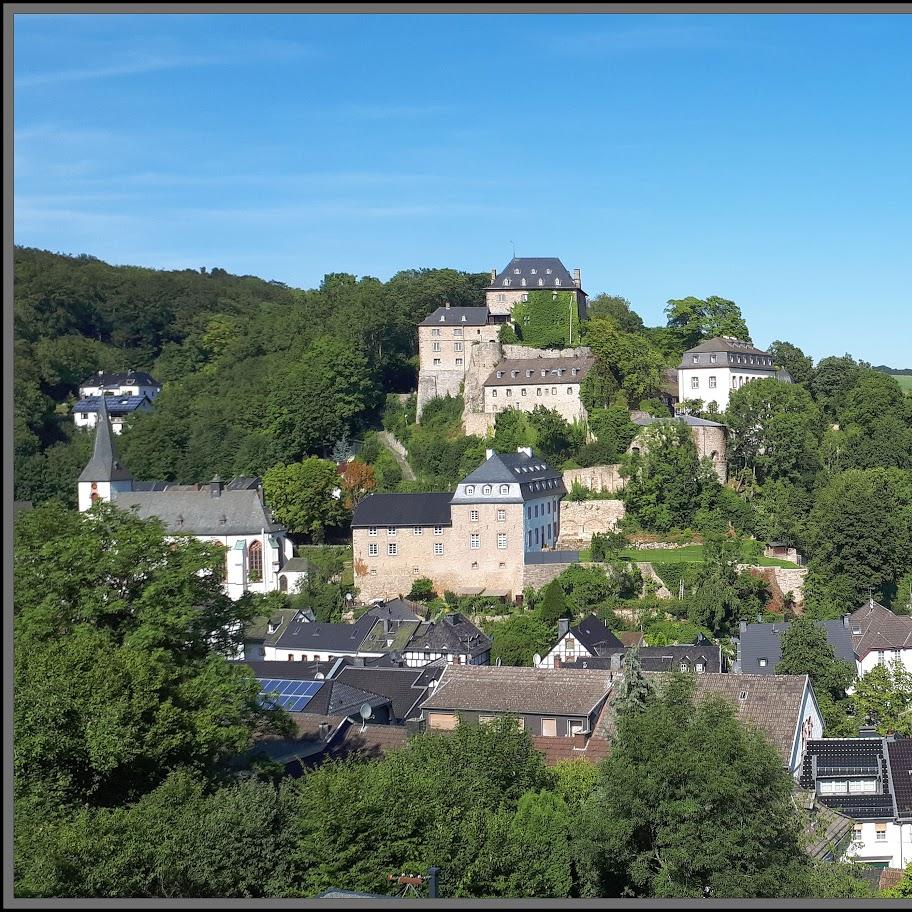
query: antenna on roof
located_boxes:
[510,240,516,258]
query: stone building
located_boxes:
[416,304,500,420]
[631,412,729,483]
[677,336,790,413]
[77,397,292,600]
[351,448,568,602]
[484,257,587,321]
[482,354,594,423]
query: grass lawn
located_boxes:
[580,544,798,568]
[895,375,912,394]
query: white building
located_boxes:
[677,336,788,413]
[77,397,293,600]
[482,356,594,423]
[850,599,912,677]
[538,615,624,669]
[79,370,162,401]
[72,394,153,434]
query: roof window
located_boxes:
[514,268,521,275]
[738,690,748,701]
[546,268,552,274]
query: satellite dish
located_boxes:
[532,653,542,667]
[314,672,325,680]
[359,703,373,720]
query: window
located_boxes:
[876,823,887,841]
[453,328,463,337]
[758,658,767,668]
[368,543,378,556]
[878,650,886,665]
[470,510,479,522]
[534,505,539,517]
[708,376,717,389]
[368,526,377,536]
[413,526,422,535]
[248,540,263,579]
[497,292,506,303]
[521,388,527,396]
[819,780,849,795]
[470,534,480,549]
[455,357,463,366]
[454,341,463,352]
[710,354,717,363]
[527,507,531,519]
[568,386,574,394]
[388,527,396,536]
[569,719,586,736]
[853,824,862,843]
[541,718,557,737]
[482,485,492,495]
[431,328,441,336]
[505,389,512,397]
[433,342,441,352]
[492,389,498,398]
[434,525,444,535]
[497,509,506,522]
[479,714,497,725]
[434,542,444,555]
[388,543,398,556]
[433,358,441,366]
[551,387,557,395]
[691,376,699,390]
[288,654,294,661]
[537,388,542,396]
[680,661,690,672]
[692,355,700,363]
[695,662,705,673]
[466,485,475,495]
[499,484,508,494]
[848,779,878,794]
[497,533,507,549]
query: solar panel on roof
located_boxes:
[256,678,323,711]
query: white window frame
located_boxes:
[434,525,444,535]
[388,527,396,536]
[368,543,378,556]
[470,510,479,522]
[497,509,506,522]
[497,533,507,549]
[691,376,699,390]
[470,534,480,550]
[387,543,398,556]
[434,542,444,556]
[368,527,377,536]
[432,342,441,352]
[413,526,423,535]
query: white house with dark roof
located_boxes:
[72,394,153,434]
[538,615,624,669]
[677,336,789,412]
[484,257,587,320]
[77,398,292,599]
[79,369,162,401]
[351,447,573,602]
[850,599,912,676]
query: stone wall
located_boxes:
[738,565,808,609]
[523,560,578,591]
[502,344,592,361]
[563,465,625,495]
[461,339,502,416]
[464,412,495,437]
[416,370,464,421]
[557,500,626,545]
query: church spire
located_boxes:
[78,395,133,483]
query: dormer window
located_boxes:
[482,485,492,495]
[496,371,504,378]
[546,268,552,274]
[439,315,445,322]
[511,370,518,378]
[538,279,543,286]
[503,279,510,286]
[693,355,700,363]
[466,485,475,495]
[514,268,520,275]
[521,278,526,287]
[572,367,578,376]
[499,484,508,494]
[530,268,536,274]
[461,315,466,322]
[526,370,533,377]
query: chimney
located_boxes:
[739,620,747,633]
[573,267,581,288]
[209,475,223,497]
[490,267,497,283]
[558,618,570,638]
[842,615,849,628]
[444,301,451,310]
[517,446,532,457]
[611,652,622,671]
[485,448,495,460]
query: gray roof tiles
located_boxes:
[887,738,912,819]
[274,615,378,652]
[486,257,581,292]
[113,488,283,536]
[569,614,624,655]
[484,356,594,387]
[850,601,912,657]
[81,370,160,388]
[406,613,491,659]
[420,306,491,326]
[738,618,856,673]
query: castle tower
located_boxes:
[77,395,134,511]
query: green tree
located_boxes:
[262,457,349,542]
[664,296,751,352]
[586,294,645,334]
[510,290,581,348]
[577,675,816,898]
[408,577,436,602]
[537,579,571,628]
[768,340,814,386]
[850,660,912,736]
[775,615,856,736]
[486,614,554,667]
[615,647,653,715]
[13,502,287,809]
[587,405,638,460]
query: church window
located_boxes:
[248,540,263,580]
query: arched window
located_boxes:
[279,575,288,592]
[248,540,263,581]
[482,485,492,495]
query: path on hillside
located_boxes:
[377,431,416,481]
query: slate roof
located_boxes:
[799,737,895,820]
[422,665,613,717]
[461,450,562,486]
[738,618,856,673]
[333,665,443,721]
[242,608,311,645]
[73,395,152,415]
[78,397,133,483]
[678,337,776,370]
[113,488,283,536]
[486,257,581,292]
[887,737,912,819]
[237,658,338,680]
[351,493,453,528]
[484,356,594,387]
[420,305,491,326]
[274,615,378,653]
[364,598,424,622]
[405,613,492,659]
[638,641,723,673]
[279,557,313,574]
[850,600,912,658]
[569,614,624,655]
[80,370,160,388]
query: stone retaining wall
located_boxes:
[557,500,626,545]
[563,465,624,495]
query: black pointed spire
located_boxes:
[78,396,133,483]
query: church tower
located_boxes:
[77,395,134,511]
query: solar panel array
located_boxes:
[257,678,324,712]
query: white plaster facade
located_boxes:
[677,339,779,412]
[73,398,153,434]
[845,820,912,870]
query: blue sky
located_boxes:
[14,13,912,365]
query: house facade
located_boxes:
[482,355,594,424]
[351,448,567,602]
[850,600,912,676]
[538,615,624,669]
[72,394,153,434]
[677,337,786,413]
[79,369,162,401]
[77,398,292,600]
[484,257,587,321]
